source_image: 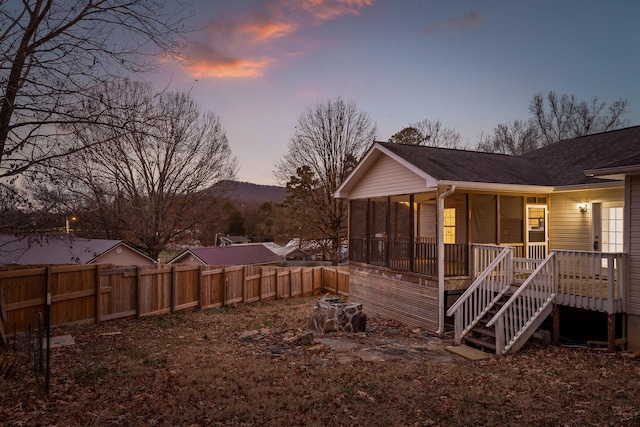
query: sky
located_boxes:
[151,0,640,186]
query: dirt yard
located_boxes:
[2,295,640,426]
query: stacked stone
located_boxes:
[309,296,366,333]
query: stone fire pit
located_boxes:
[309,295,366,333]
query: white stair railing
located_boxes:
[446,246,513,345]
[487,252,557,355]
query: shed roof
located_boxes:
[0,234,153,265]
[171,244,283,266]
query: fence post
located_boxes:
[45,266,52,393]
[259,267,263,301]
[171,265,177,313]
[222,268,227,306]
[95,264,101,325]
[136,266,142,318]
[242,266,246,303]
[275,267,279,300]
[289,269,292,298]
[198,265,203,310]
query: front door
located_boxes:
[526,204,548,259]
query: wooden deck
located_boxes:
[472,245,627,314]
[554,251,626,313]
[448,246,627,354]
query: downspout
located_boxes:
[436,184,456,335]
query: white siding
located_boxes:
[347,155,432,199]
[95,245,155,266]
[549,187,624,251]
[628,176,640,315]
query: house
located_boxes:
[0,234,156,266]
[261,242,308,261]
[218,235,251,246]
[335,125,640,353]
[168,243,283,266]
[284,238,340,262]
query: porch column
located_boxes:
[386,197,391,267]
[437,185,455,335]
[409,194,415,272]
[365,199,371,264]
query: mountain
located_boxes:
[213,180,287,204]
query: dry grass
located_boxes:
[1,296,640,426]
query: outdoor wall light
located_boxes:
[577,203,588,213]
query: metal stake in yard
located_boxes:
[45,266,52,394]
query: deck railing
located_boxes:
[487,253,556,354]
[446,246,513,345]
[472,244,507,278]
[554,250,627,313]
[349,237,467,276]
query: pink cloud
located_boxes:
[184,44,273,78]
[424,11,482,34]
[291,0,375,23]
[238,20,297,42]
[181,0,375,79]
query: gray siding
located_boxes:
[349,264,439,332]
[549,187,623,252]
[629,176,640,315]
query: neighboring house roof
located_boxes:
[0,234,155,266]
[336,125,640,197]
[285,238,329,252]
[262,242,308,259]
[218,235,251,245]
[169,244,283,266]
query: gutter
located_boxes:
[436,184,455,336]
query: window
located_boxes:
[444,208,456,244]
[602,206,623,253]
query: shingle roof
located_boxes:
[524,125,640,185]
[379,142,549,185]
[0,234,124,265]
[377,125,640,187]
[183,244,283,266]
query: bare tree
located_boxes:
[0,0,191,182]
[43,80,237,260]
[389,120,462,148]
[476,119,540,155]
[275,98,377,264]
[530,91,630,146]
[411,118,463,148]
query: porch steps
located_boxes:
[464,289,545,353]
[463,290,536,353]
[462,294,509,352]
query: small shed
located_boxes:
[0,234,156,266]
[168,243,283,266]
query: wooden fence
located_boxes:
[0,264,349,337]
